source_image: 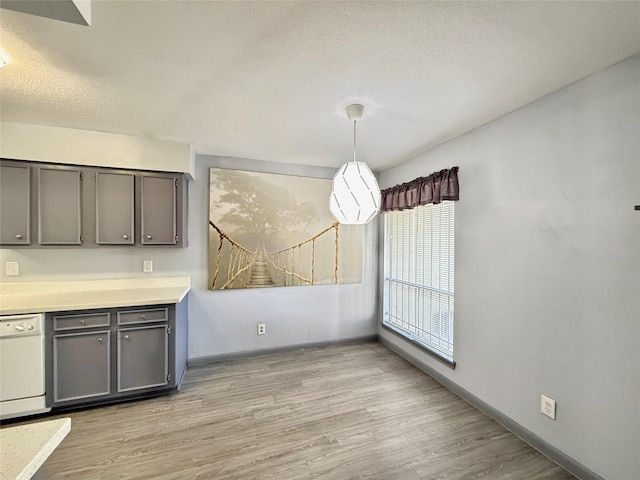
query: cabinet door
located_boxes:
[0,163,30,245]
[117,325,168,392]
[140,175,176,245]
[53,331,110,403]
[38,167,83,244]
[96,171,135,244]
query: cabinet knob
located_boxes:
[146,235,152,240]
[15,234,22,240]
[123,334,130,339]
[139,314,146,320]
[80,319,86,325]
[122,234,129,240]
[97,337,103,343]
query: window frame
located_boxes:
[381,201,456,369]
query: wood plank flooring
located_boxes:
[32,342,575,479]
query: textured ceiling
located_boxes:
[1,1,639,170]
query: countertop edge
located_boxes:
[18,418,71,480]
[0,276,190,295]
[0,417,72,480]
[0,282,191,315]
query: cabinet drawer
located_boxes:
[117,308,168,325]
[54,312,111,331]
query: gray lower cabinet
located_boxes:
[53,331,111,403]
[0,162,31,245]
[117,325,168,392]
[46,300,188,409]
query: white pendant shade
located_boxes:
[329,103,381,225]
[330,161,381,225]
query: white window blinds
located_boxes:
[383,201,455,364]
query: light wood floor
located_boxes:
[33,342,575,479]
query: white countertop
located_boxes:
[0,277,191,315]
[0,417,71,480]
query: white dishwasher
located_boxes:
[0,313,51,420]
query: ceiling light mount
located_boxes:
[345,103,364,122]
[329,104,381,225]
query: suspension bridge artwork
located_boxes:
[208,168,363,290]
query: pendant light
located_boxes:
[329,104,381,225]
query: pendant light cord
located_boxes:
[353,120,357,163]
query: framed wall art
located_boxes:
[208,168,363,290]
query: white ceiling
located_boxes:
[1,1,639,171]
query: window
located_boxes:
[382,201,455,366]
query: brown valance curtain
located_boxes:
[381,166,459,212]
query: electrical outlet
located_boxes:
[143,260,153,273]
[257,323,266,335]
[541,394,556,420]
[5,262,19,276]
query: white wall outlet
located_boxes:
[257,323,266,335]
[541,394,556,420]
[143,260,153,273]
[5,261,19,276]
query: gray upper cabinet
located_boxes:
[0,159,187,248]
[38,166,83,244]
[96,171,135,244]
[0,162,30,245]
[140,174,177,245]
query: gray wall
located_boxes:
[187,156,379,361]
[378,55,640,480]
[0,156,379,360]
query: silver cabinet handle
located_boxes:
[97,337,103,343]
[146,235,152,240]
[122,234,129,240]
[80,319,86,325]
[139,314,146,320]
[15,234,22,240]
[123,334,130,339]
